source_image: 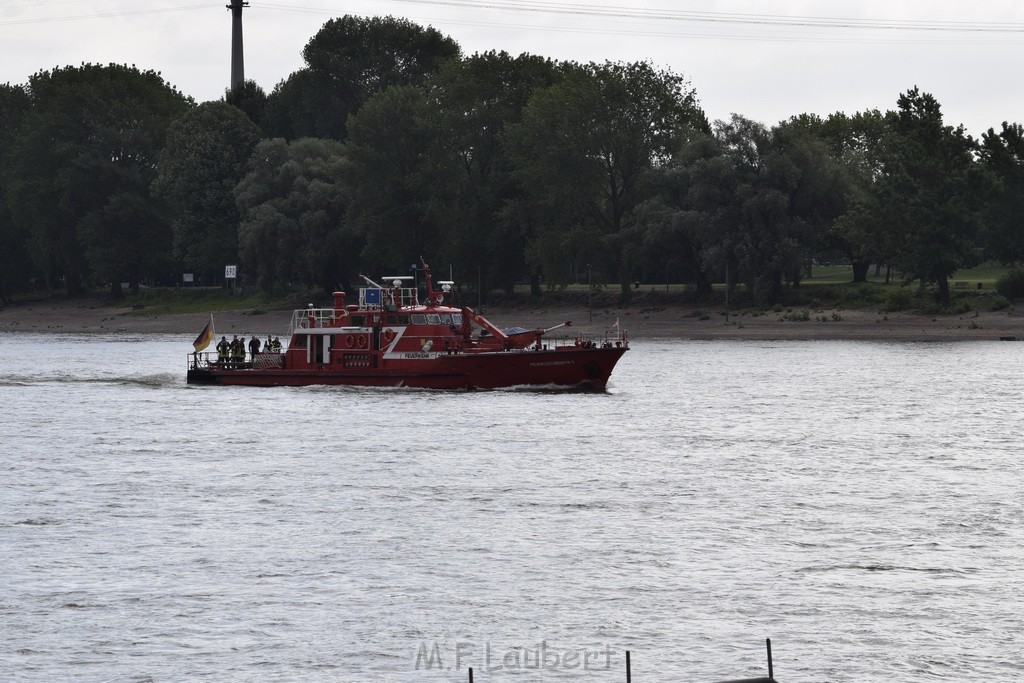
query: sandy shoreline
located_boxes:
[1,296,1022,342]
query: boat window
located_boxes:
[426,314,441,325]
[349,315,364,327]
[452,313,462,325]
[398,315,410,325]
[440,314,453,325]
[293,335,307,348]
[411,314,427,325]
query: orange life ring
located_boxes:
[345,334,355,348]
[355,334,368,349]
[382,329,396,344]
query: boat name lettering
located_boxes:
[529,360,575,367]
[403,352,433,359]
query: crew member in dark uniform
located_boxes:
[231,335,244,367]
[216,336,230,366]
[248,335,261,362]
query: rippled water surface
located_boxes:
[1,333,1023,681]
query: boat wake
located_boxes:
[494,382,614,394]
[0,372,180,388]
[289,383,613,395]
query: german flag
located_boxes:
[192,314,215,352]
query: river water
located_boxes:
[1,333,1022,682]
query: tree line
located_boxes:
[1,15,1022,307]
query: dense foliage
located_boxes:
[154,101,262,278]
[5,64,191,297]
[235,137,352,293]
[2,15,1023,306]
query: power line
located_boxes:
[4,0,1024,44]
[255,1,1024,44]
[0,3,214,26]
[261,0,1024,33]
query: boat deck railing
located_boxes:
[603,328,629,348]
[290,307,345,333]
[188,351,284,371]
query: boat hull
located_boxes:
[187,346,627,390]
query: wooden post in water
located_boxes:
[626,650,631,682]
[468,666,473,682]
[710,638,777,683]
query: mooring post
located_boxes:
[710,638,777,683]
[468,666,473,682]
[626,650,631,682]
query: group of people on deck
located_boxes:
[215,334,282,367]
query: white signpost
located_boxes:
[225,265,237,294]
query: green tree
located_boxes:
[643,115,847,304]
[722,116,846,302]
[78,191,171,294]
[344,85,441,275]
[225,79,268,126]
[7,64,191,295]
[153,101,262,279]
[425,51,561,295]
[0,83,34,303]
[827,109,901,282]
[639,132,734,298]
[506,60,707,303]
[979,122,1024,267]
[841,88,984,306]
[769,116,850,285]
[262,15,460,141]
[234,137,352,292]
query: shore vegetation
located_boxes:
[1,18,1023,313]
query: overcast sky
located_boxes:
[2,0,1022,137]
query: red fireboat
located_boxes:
[186,260,628,390]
